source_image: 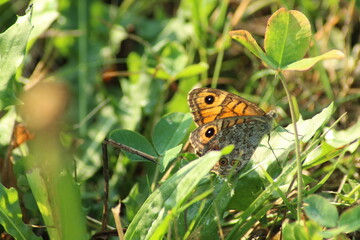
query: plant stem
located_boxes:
[211,17,231,88]
[278,72,303,221]
[78,0,88,136]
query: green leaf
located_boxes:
[250,103,334,178]
[152,112,192,155]
[0,7,33,109]
[229,30,275,69]
[324,117,360,153]
[26,169,60,239]
[304,195,339,228]
[147,67,171,79]
[192,174,236,239]
[175,62,209,79]
[120,52,159,130]
[109,129,158,162]
[264,8,311,67]
[282,221,323,240]
[0,183,40,240]
[283,50,344,71]
[28,0,59,47]
[282,221,296,240]
[293,222,311,240]
[289,103,334,143]
[303,142,340,169]
[124,151,222,240]
[159,41,188,77]
[227,175,265,211]
[338,205,360,233]
[0,107,16,145]
[159,144,183,172]
[226,157,299,239]
[122,183,150,222]
[305,221,324,240]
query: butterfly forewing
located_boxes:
[188,88,266,126]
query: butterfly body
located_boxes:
[188,88,276,175]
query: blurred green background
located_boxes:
[0,0,359,239]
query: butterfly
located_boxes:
[188,88,276,175]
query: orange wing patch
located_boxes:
[188,88,265,126]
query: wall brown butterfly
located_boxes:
[188,88,276,175]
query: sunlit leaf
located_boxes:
[152,112,192,155]
[265,8,311,67]
[304,195,339,228]
[124,151,222,240]
[229,30,275,68]
[110,129,158,162]
[283,50,344,71]
[0,184,40,240]
[0,7,33,109]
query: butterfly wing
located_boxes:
[190,114,275,175]
[210,119,273,175]
[188,88,266,126]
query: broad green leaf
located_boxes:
[304,195,339,228]
[159,144,183,172]
[282,221,323,240]
[324,117,360,153]
[124,150,222,240]
[305,220,324,240]
[185,174,234,239]
[229,30,275,69]
[159,41,188,77]
[292,222,309,240]
[283,50,344,71]
[0,7,33,109]
[52,169,88,240]
[122,183,150,222]
[152,112,192,155]
[265,8,311,67]
[321,205,360,237]
[0,183,40,240]
[26,169,60,239]
[287,103,334,143]
[28,0,59,47]
[109,129,158,162]
[227,174,265,211]
[250,103,334,179]
[120,52,160,129]
[282,222,296,240]
[27,132,87,240]
[338,205,360,233]
[303,142,340,169]
[175,62,209,79]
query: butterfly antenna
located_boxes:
[267,133,280,167]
